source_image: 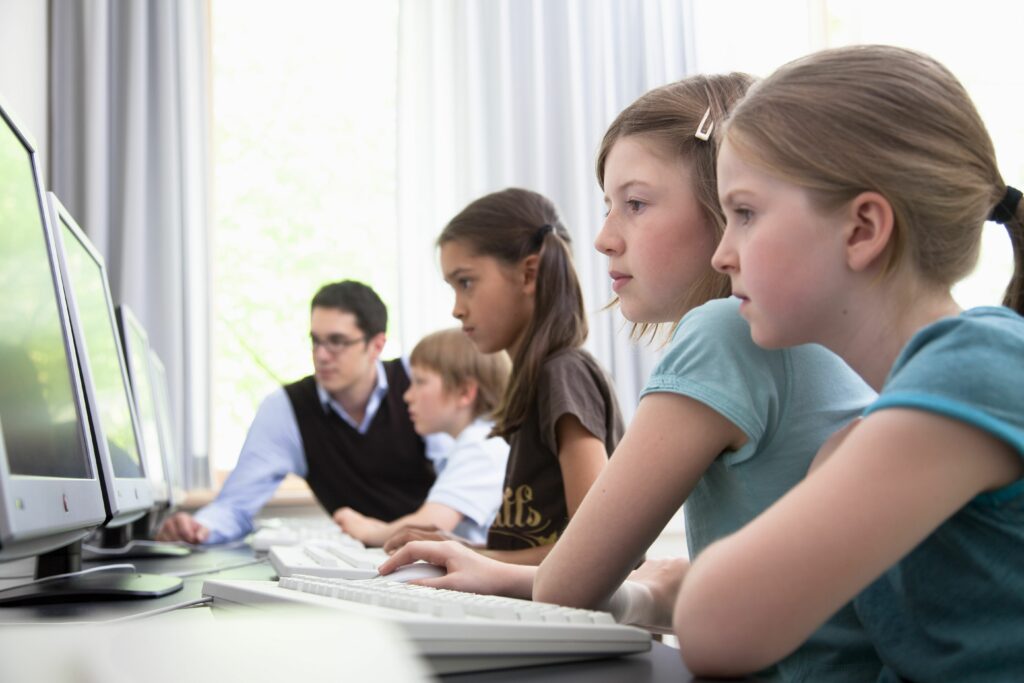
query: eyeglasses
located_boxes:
[310,333,367,354]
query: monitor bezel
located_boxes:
[0,99,107,562]
[47,192,153,527]
[115,304,172,507]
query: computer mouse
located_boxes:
[384,562,447,583]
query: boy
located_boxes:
[334,328,510,545]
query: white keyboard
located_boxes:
[202,575,651,674]
[250,518,364,552]
[269,539,389,579]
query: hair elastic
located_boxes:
[532,223,554,248]
[991,185,1022,225]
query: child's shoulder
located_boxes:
[542,346,598,370]
[893,306,1024,377]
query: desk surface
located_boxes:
[0,544,711,682]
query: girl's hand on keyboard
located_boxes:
[379,540,529,597]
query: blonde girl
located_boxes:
[675,45,1024,681]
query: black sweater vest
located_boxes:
[283,360,435,521]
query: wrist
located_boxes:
[496,562,536,600]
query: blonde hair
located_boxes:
[410,328,512,420]
[438,188,585,438]
[724,44,1024,313]
[597,73,755,339]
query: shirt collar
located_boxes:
[315,360,389,430]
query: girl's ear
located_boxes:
[520,253,540,295]
[843,191,895,273]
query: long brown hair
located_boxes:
[724,45,1023,314]
[438,188,586,438]
[597,73,755,339]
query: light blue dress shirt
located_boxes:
[195,359,452,544]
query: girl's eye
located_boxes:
[626,199,645,213]
[734,208,753,224]
[458,278,473,290]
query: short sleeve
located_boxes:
[866,309,1024,461]
[640,298,786,466]
[536,352,612,455]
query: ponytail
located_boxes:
[995,185,1024,314]
[438,188,587,438]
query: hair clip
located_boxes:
[694,107,713,141]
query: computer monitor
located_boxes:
[50,196,188,559]
[147,350,187,507]
[47,194,153,526]
[0,99,179,603]
[115,304,170,509]
[0,99,106,565]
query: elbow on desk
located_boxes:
[673,552,789,677]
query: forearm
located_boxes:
[479,543,555,566]
[366,505,463,546]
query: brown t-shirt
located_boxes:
[486,348,624,551]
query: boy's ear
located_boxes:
[457,380,479,410]
[843,191,895,273]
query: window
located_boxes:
[210,0,399,473]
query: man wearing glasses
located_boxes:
[157,280,454,544]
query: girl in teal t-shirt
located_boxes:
[383,74,881,682]
[674,45,1024,682]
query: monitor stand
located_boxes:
[0,540,183,607]
[82,515,191,560]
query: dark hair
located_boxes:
[310,280,387,337]
[597,73,754,339]
[438,188,586,438]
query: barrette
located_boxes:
[694,107,713,141]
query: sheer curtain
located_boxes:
[49,0,211,487]
[396,0,695,418]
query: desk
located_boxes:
[0,544,713,682]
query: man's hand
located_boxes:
[382,525,469,554]
[155,511,209,544]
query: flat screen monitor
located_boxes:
[147,350,186,508]
[0,99,107,566]
[47,194,153,526]
[116,304,170,508]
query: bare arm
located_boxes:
[479,413,618,567]
[674,408,1023,677]
[534,394,743,609]
[335,502,463,547]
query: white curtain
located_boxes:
[397,0,694,418]
[49,0,211,487]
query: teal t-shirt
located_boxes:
[856,306,1024,682]
[642,297,881,682]
[647,301,880,683]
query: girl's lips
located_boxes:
[609,272,632,293]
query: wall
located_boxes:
[0,0,49,167]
